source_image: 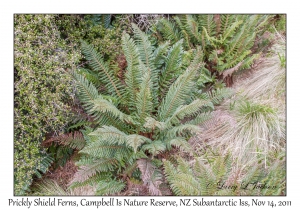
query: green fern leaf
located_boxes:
[158,50,204,120]
[81,40,124,99]
[142,141,166,156]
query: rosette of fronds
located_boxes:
[69,23,230,195]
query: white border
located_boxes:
[2,0,298,209]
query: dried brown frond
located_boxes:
[42,131,85,150]
[122,178,148,196]
[137,159,163,196]
[117,54,127,77]
[44,154,78,189]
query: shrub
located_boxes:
[54,15,124,73]
[14,14,80,195]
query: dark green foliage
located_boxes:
[54,14,123,68]
[70,24,230,195]
[89,14,112,28]
[14,14,80,195]
[154,15,273,84]
[42,131,86,168]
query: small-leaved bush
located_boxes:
[14,14,80,195]
[54,15,124,72]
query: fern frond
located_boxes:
[184,112,213,125]
[185,15,201,43]
[77,68,102,89]
[142,141,166,156]
[34,155,53,178]
[220,15,236,35]
[221,20,243,43]
[158,51,204,120]
[72,158,119,183]
[96,179,126,195]
[132,23,159,107]
[166,124,200,138]
[127,134,152,153]
[91,98,135,124]
[157,18,180,44]
[165,137,192,152]
[240,53,260,70]
[102,14,112,28]
[88,126,127,145]
[163,159,201,195]
[166,99,214,126]
[69,172,111,189]
[122,33,141,109]
[72,71,125,128]
[32,179,69,196]
[81,40,124,99]
[199,15,216,37]
[137,159,163,195]
[159,39,184,99]
[72,71,99,109]
[200,88,232,105]
[153,41,170,69]
[144,117,166,131]
[43,131,86,150]
[136,70,153,123]
[80,141,130,160]
[193,158,217,195]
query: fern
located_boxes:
[32,179,95,196]
[34,155,53,179]
[81,40,125,99]
[70,24,229,196]
[43,131,86,150]
[164,151,285,195]
[154,15,273,86]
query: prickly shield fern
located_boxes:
[163,151,285,195]
[154,15,272,85]
[70,23,224,195]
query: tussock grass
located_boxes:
[192,38,286,162]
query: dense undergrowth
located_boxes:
[14,14,286,196]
